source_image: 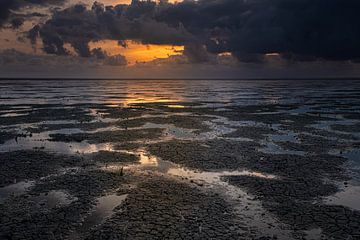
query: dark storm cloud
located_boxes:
[0,0,64,26]
[0,0,15,25]
[31,1,194,57]
[31,0,360,62]
[157,0,360,61]
[0,48,127,66]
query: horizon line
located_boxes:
[1,77,360,81]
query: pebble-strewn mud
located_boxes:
[0,80,360,239]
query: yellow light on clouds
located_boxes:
[89,40,184,65]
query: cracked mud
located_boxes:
[0,80,360,240]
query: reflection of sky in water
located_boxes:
[101,148,292,239]
[105,149,278,187]
[75,193,128,234]
[325,185,360,211]
[0,136,115,154]
[325,148,360,211]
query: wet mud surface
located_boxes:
[0,80,360,239]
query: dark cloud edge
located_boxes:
[24,0,360,64]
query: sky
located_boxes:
[1,0,360,79]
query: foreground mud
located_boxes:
[0,80,360,240]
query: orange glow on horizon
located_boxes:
[101,80,187,106]
[265,53,280,57]
[89,40,184,65]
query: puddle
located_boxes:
[327,148,360,210]
[170,168,277,181]
[141,122,197,139]
[0,115,226,153]
[225,136,254,142]
[88,108,119,123]
[336,149,360,163]
[31,190,77,209]
[1,111,247,156]
[104,149,277,180]
[167,105,186,109]
[0,181,35,202]
[0,112,30,117]
[310,119,360,138]
[0,130,116,154]
[0,137,115,154]
[324,185,360,211]
[256,126,305,155]
[258,141,306,156]
[79,194,128,231]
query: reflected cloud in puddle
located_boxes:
[0,130,116,154]
[326,148,360,211]
[77,194,128,233]
[168,168,277,183]
[104,149,278,183]
[103,149,290,239]
[118,150,292,239]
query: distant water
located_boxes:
[1,79,360,106]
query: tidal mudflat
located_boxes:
[0,80,360,239]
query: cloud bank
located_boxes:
[25,0,360,63]
[1,0,360,78]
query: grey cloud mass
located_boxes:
[2,0,360,65]
[30,1,194,58]
[157,0,360,61]
[0,49,126,67]
[27,0,360,63]
[0,0,65,27]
